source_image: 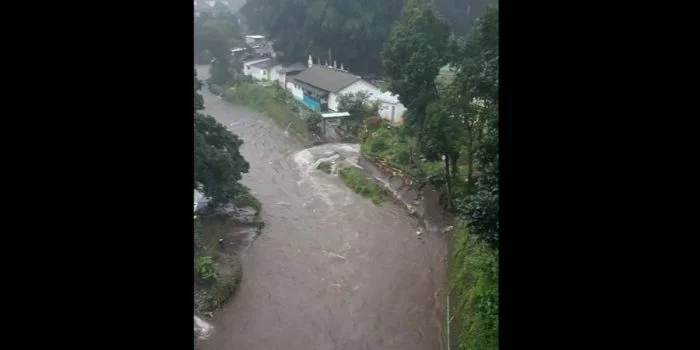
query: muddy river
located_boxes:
[195,66,447,350]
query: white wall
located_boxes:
[329,80,380,111]
[250,66,267,80]
[286,82,303,100]
[269,65,282,83]
[378,101,407,123]
[331,80,406,123]
[243,58,271,79]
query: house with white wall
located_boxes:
[242,58,282,81]
[286,56,406,122]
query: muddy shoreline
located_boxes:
[357,153,455,235]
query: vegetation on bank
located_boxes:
[448,221,498,350]
[194,215,244,311]
[338,166,384,205]
[194,67,262,312]
[220,83,317,144]
[382,4,499,349]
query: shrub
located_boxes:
[234,187,262,215]
[196,256,218,280]
[338,166,384,204]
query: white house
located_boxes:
[286,57,406,123]
[243,58,282,81]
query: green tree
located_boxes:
[381,0,451,130]
[194,70,250,206]
[453,6,499,247]
[240,0,406,75]
[382,0,454,205]
[337,91,379,138]
[194,9,244,85]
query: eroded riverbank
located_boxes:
[195,65,448,350]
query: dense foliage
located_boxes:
[240,0,496,76]
[380,6,499,349]
[194,69,250,206]
[337,91,379,139]
[194,9,245,85]
[240,0,407,76]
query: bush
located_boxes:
[196,255,218,280]
[213,262,242,305]
[338,166,384,204]
[306,113,322,138]
[368,137,389,154]
[234,187,262,215]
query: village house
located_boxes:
[242,58,283,82]
[284,56,407,123]
[276,63,308,87]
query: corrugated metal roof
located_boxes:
[293,65,361,93]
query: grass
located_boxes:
[194,214,245,312]
[222,82,314,144]
[338,166,384,204]
[316,161,332,174]
[448,220,499,350]
[211,261,242,306]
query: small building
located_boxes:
[252,59,282,81]
[290,58,377,112]
[376,91,407,124]
[283,56,407,122]
[242,58,282,81]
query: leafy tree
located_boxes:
[453,6,499,247]
[337,91,379,137]
[240,0,406,75]
[381,0,451,130]
[194,70,250,206]
[194,9,245,85]
[432,0,498,36]
[382,0,454,205]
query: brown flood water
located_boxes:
[195,66,447,350]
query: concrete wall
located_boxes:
[243,59,270,79]
[268,65,282,83]
[286,81,304,101]
[378,101,407,123]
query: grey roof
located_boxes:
[280,63,308,73]
[250,59,280,69]
[293,65,362,93]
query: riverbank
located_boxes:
[193,192,264,329]
[356,121,498,350]
[211,82,320,145]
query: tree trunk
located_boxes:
[466,149,474,192]
[444,155,453,210]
